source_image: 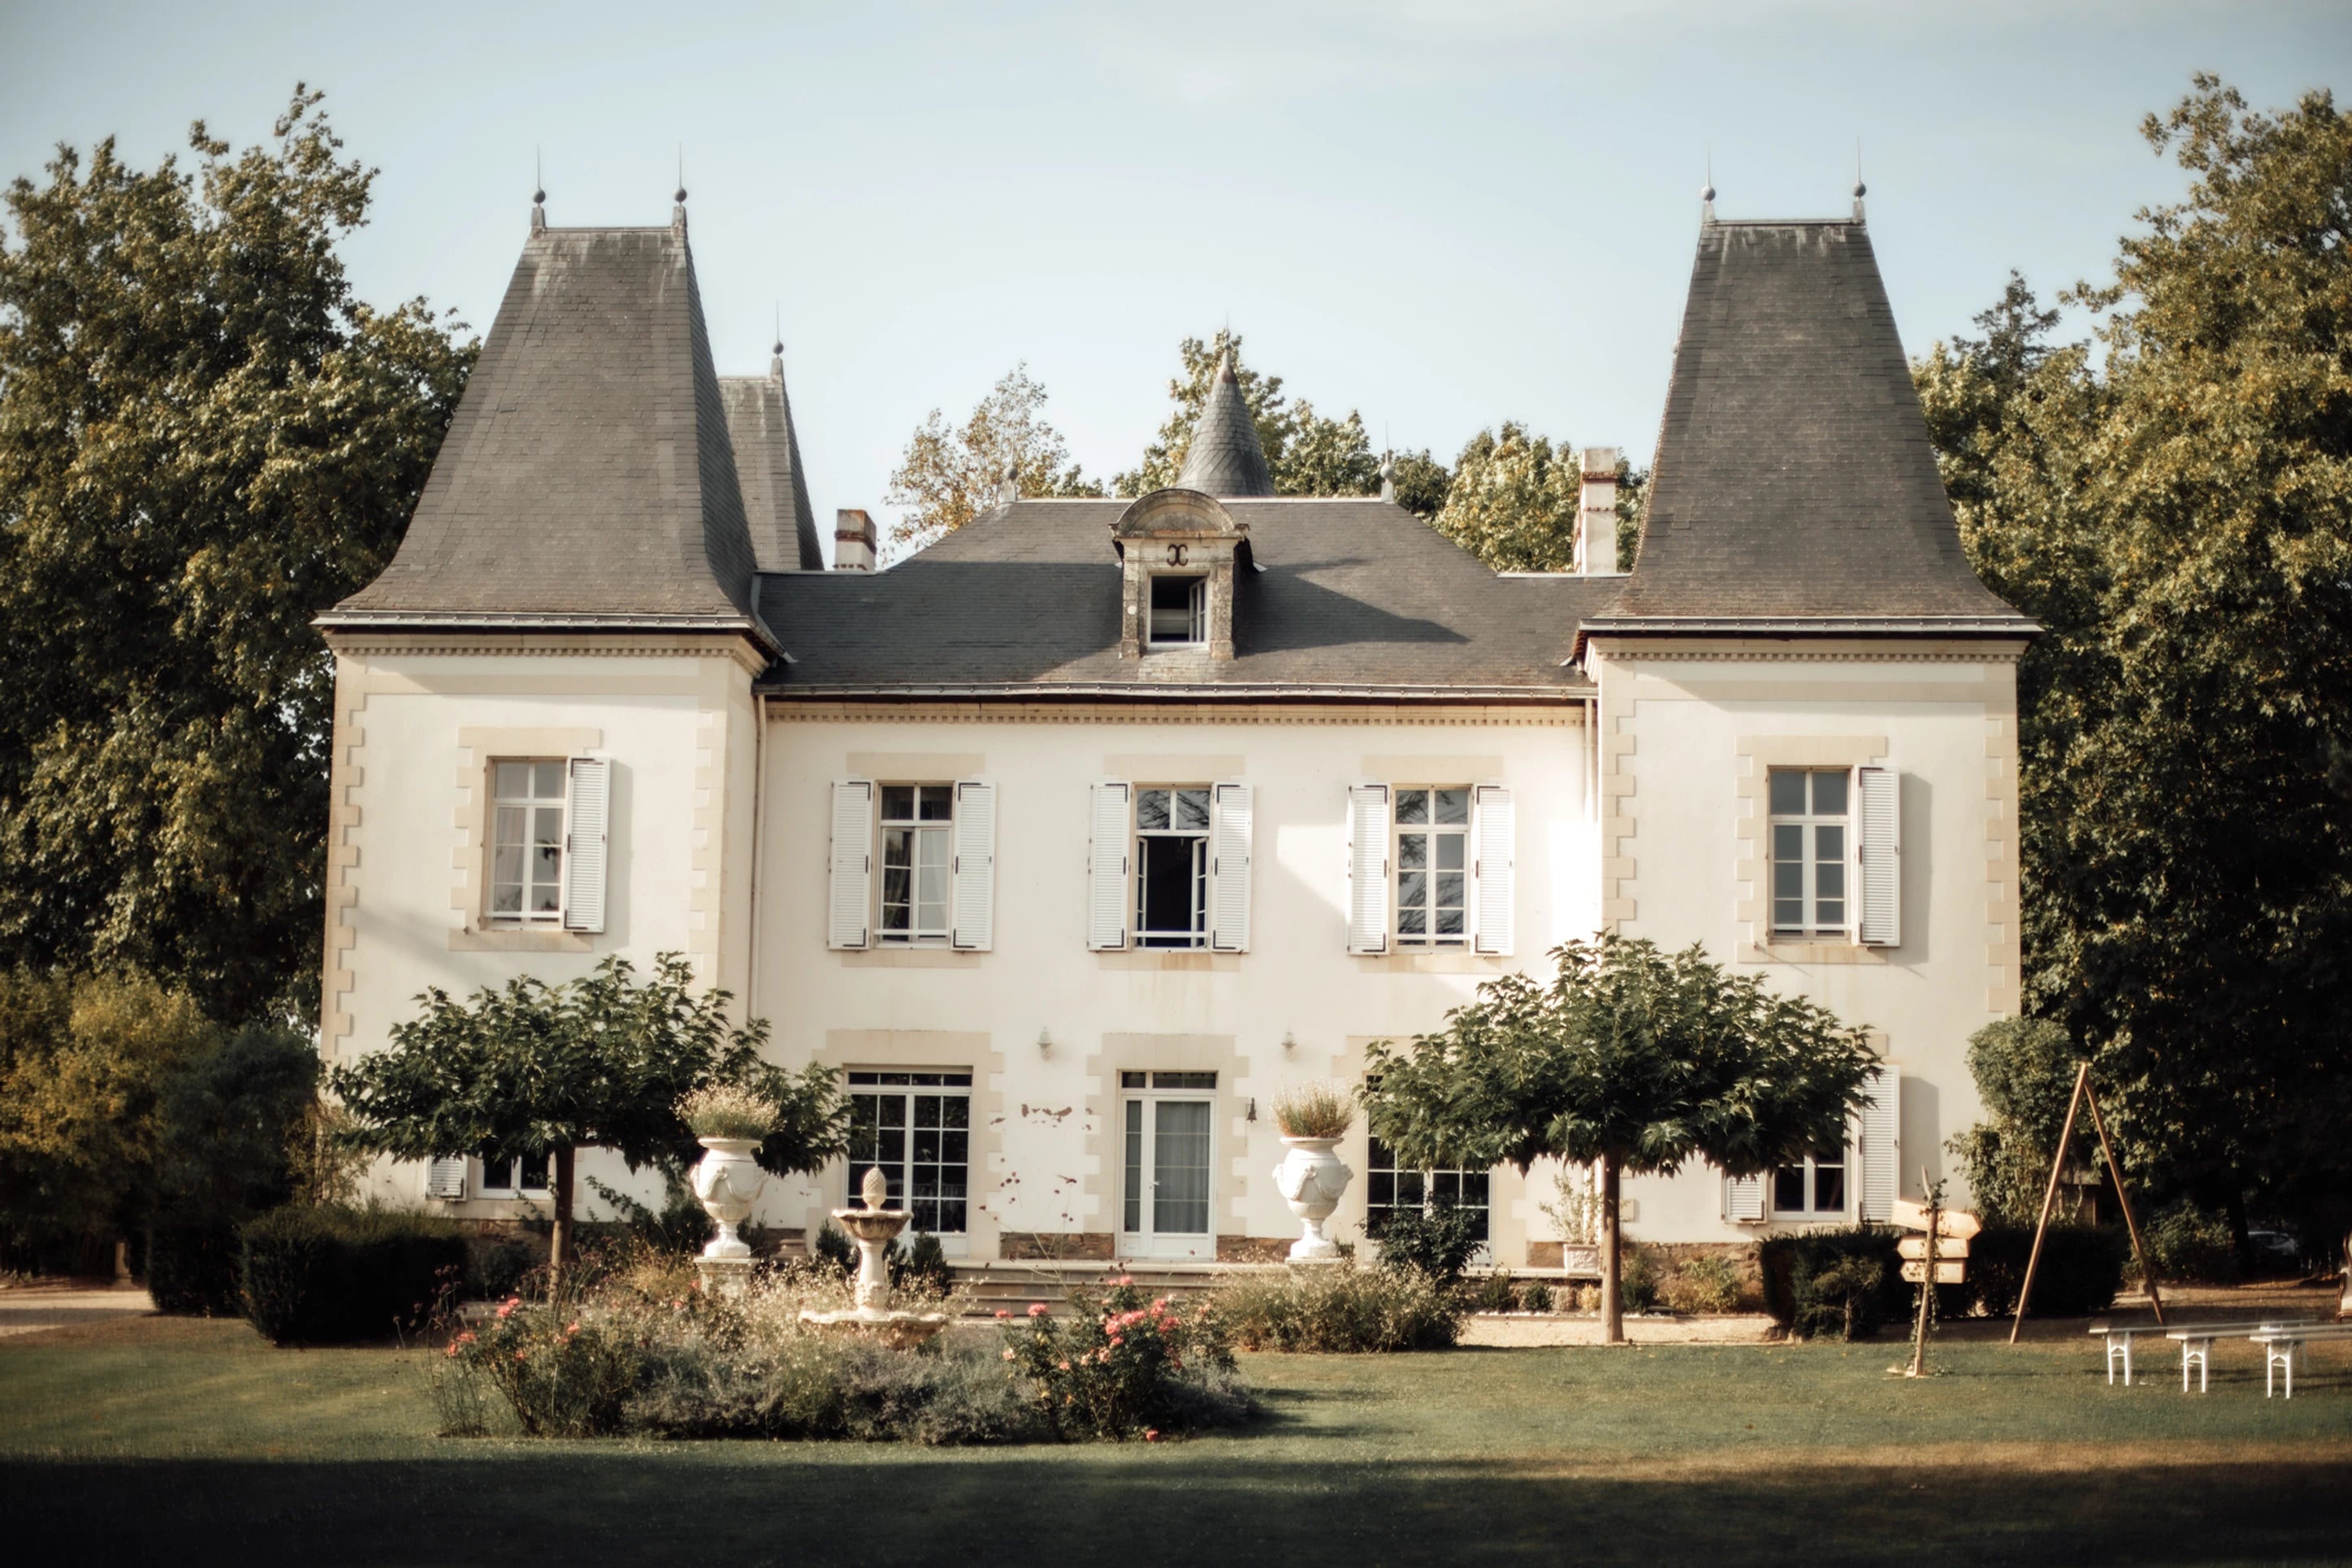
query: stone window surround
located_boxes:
[452,726,604,953]
[1080,1033,1250,1253]
[817,1029,1007,1260]
[1733,734,1888,965]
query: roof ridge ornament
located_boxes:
[1852,138,1867,223]
[531,148,546,234]
[1379,451,1397,504]
[1702,144,1715,227]
[673,145,687,234]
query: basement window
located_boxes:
[1148,575,1206,648]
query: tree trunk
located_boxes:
[2339,1227,2350,1320]
[549,1144,576,1295]
[1600,1154,1625,1345]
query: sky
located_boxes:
[3,1,2348,552]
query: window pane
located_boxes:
[1154,1071,1217,1089]
[1817,861,1846,900]
[1397,834,1427,871]
[534,805,562,847]
[1774,900,1804,929]
[1813,1163,1845,1213]
[1120,1071,1148,1089]
[1123,1100,1144,1232]
[491,881,523,915]
[1175,789,1211,831]
[1814,825,1844,864]
[534,761,565,799]
[918,786,953,822]
[1435,788,1471,825]
[1436,836,1465,871]
[495,762,529,799]
[1153,1099,1212,1235]
[916,830,949,931]
[1398,869,1427,911]
[1395,790,1428,825]
[1817,899,1845,928]
[1773,860,1803,899]
[1811,770,1848,816]
[1397,906,1427,935]
[1774,1166,1808,1211]
[881,785,914,821]
[1769,771,1806,815]
[1137,790,1170,830]
[518,1150,549,1190]
[1773,824,1803,864]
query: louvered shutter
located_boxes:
[1471,783,1515,956]
[1209,781,1254,952]
[1725,1174,1765,1223]
[1856,765,1900,946]
[561,756,610,933]
[426,1158,469,1202]
[1858,1066,1899,1222]
[1087,782,1131,951]
[828,779,874,951]
[1346,784,1390,955]
[950,778,998,951]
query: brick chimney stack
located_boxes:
[834,509,877,572]
[1578,448,1622,575]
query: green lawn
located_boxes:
[4,1316,2350,1566]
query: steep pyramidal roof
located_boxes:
[1175,351,1276,496]
[1590,219,2030,633]
[324,223,767,635]
[721,348,825,572]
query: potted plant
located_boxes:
[680,1083,777,1261]
[1271,1084,1354,1262]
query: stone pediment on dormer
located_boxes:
[1110,489,1253,661]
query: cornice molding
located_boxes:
[761,700,1582,728]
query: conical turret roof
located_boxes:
[1174,351,1275,496]
[721,345,824,571]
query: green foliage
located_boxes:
[1370,1203,1483,1285]
[1211,1263,1463,1351]
[1384,447,1451,517]
[1521,1280,1555,1313]
[1430,422,1583,570]
[1114,330,1380,499]
[1917,78,2352,1241]
[0,89,474,1024]
[461,1232,543,1301]
[1947,1018,2083,1224]
[1757,1229,1907,1341]
[1007,1276,1245,1439]
[239,1204,467,1344]
[1663,1254,1743,1316]
[899,1231,954,1298]
[813,1219,855,1276]
[157,1022,316,1222]
[1468,1269,1519,1313]
[1271,1083,1354,1140]
[1618,1245,1660,1315]
[886,362,1102,553]
[2140,1202,2242,1285]
[448,1298,640,1437]
[143,1212,243,1315]
[1966,1224,2128,1318]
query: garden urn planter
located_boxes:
[1274,1136,1352,1262]
[691,1136,765,1260]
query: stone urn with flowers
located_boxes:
[1271,1084,1355,1262]
[681,1082,776,1297]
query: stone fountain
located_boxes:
[800,1167,951,1349]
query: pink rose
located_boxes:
[1058,1361,1071,1371]
[1001,1348,1016,1361]
[1145,1428,1161,1442]
[994,1310,1011,1320]
[1027,1302,1049,1317]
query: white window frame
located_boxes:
[1769,1146,1851,1220]
[487,759,569,924]
[844,1069,972,1245]
[1146,574,1207,649]
[1365,1133,1491,1243]
[1767,768,1852,938]
[1119,1070,1219,1258]
[876,783,955,945]
[1133,785,1212,950]
[1393,786,1472,948]
[477,1148,551,1198]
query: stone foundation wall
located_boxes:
[999,1231,1114,1262]
[1215,1236,1294,1263]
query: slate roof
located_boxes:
[1174,352,1276,496]
[323,223,769,637]
[756,499,1611,700]
[1589,219,2032,636]
[721,356,825,572]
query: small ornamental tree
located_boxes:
[329,953,845,1284]
[1363,937,1880,1344]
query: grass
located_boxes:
[3,1315,2350,1566]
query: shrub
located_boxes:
[1966,1223,2127,1318]
[1271,1084,1354,1140]
[1007,1276,1248,1439]
[451,1297,642,1436]
[1372,1204,1483,1285]
[240,1205,468,1344]
[463,1232,544,1300]
[1618,1245,1661,1314]
[1757,1228,1908,1340]
[1663,1253,1742,1315]
[813,1219,855,1276]
[1522,1280,1555,1313]
[1469,1270,1519,1313]
[145,1211,244,1316]
[2142,1203,2240,1285]
[897,1231,954,1298]
[678,1082,778,1141]
[1211,1263,1462,1352]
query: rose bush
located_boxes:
[1003,1276,1247,1440]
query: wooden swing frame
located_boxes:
[2009,1060,2164,1343]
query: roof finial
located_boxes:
[673,145,688,232]
[771,304,784,379]
[1701,144,1716,225]
[1379,449,1397,505]
[1852,138,1866,223]
[531,148,546,234]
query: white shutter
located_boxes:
[1856,765,1900,946]
[1725,1174,1765,1223]
[951,778,997,951]
[1858,1065,1899,1223]
[827,779,874,951]
[1087,781,1131,951]
[1346,784,1390,955]
[1471,783,1515,956]
[561,756,610,933]
[425,1158,468,1202]
[1209,781,1254,952]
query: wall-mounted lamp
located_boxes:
[1037,1027,1052,1059]
[1246,1098,1258,1123]
[1281,1029,1297,1055]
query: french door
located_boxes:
[1120,1071,1216,1258]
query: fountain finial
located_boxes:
[860,1166,890,1211]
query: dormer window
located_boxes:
[1149,575,1207,648]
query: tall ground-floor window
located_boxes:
[1366,1134,1490,1242]
[846,1070,971,1234]
[1120,1070,1216,1254]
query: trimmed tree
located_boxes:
[329,953,845,1286]
[1363,937,1880,1344]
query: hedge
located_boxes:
[1965,1223,2127,1318]
[1756,1227,1912,1340]
[145,1212,245,1316]
[240,1206,468,1345]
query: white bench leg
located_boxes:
[2123,1336,2134,1387]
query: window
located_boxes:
[877,785,953,943]
[1366,1133,1490,1241]
[1773,1151,1847,1218]
[1394,787,1471,946]
[1120,1071,1216,1252]
[490,760,567,921]
[1147,574,1206,648]
[846,1071,971,1234]
[479,1147,550,1196]
[1134,786,1211,948]
[1769,768,1849,936]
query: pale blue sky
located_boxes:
[4,2,2346,548]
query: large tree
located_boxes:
[330,954,847,1284]
[1915,78,2352,1272]
[1363,937,1878,1344]
[1114,330,1383,498]
[1430,422,1583,571]
[885,362,1102,556]
[0,89,474,1026]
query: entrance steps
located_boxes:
[950,1259,1289,1312]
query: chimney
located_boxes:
[1578,448,1621,575]
[834,509,877,572]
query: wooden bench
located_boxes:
[2163,1319,2315,1393]
[2250,1323,2352,1400]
